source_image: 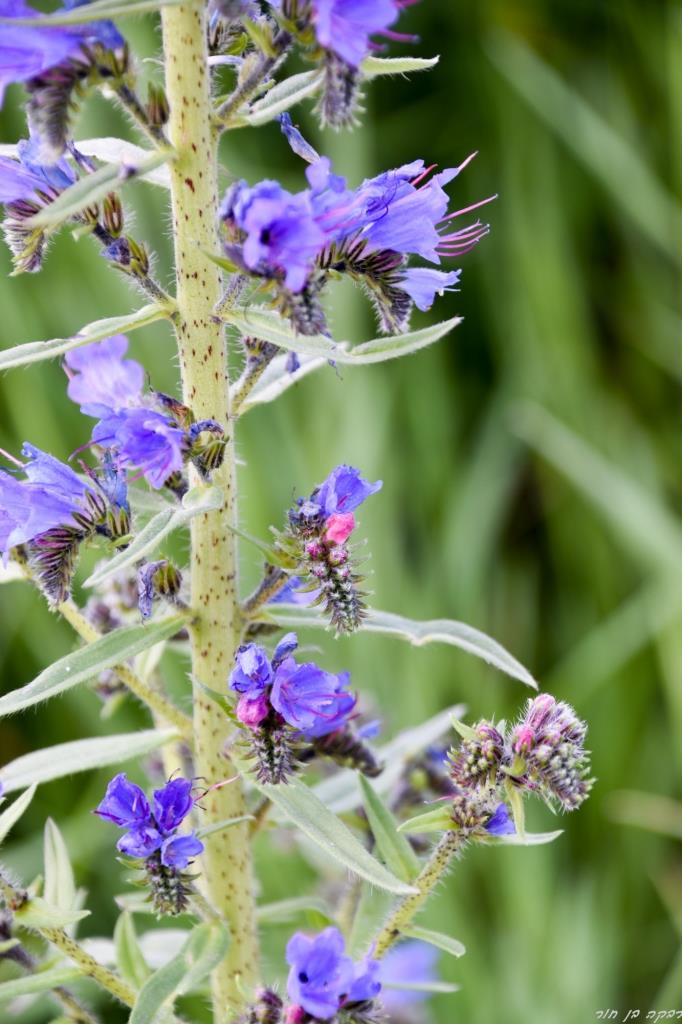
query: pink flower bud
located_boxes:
[305,540,324,559]
[325,511,356,545]
[285,1006,306,1024]
[513,724,535,755]
[236,693,269,728]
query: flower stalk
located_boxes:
[160,2,258,1018]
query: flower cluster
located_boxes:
[273,464,381,634]
[286,927,381,1021]
[230,632,380,783]
[220,127,491,335]
[65,335,226,490]
[96,773,203,915]
[273,0,419,126]
[0,0,127,163]
[449,694,594,814]
[0,442,128,603]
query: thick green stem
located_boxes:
[373,831,464,958]
[160,5,259,1020]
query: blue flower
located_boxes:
[270,658,356,738]
[286,927,355,1020]
[229,643,273,697]
[65,335,144,417]
[0,0,91,106]
[95,773,203,870]
[92,407,186,490]
[269,575,319,607]
[484,803,516,837]
[398,267,461,311]
[0,138,76,204]
[311,0,401,69]
[0,443,93,557]
[380,941,440,1010]
[314,464,382,517]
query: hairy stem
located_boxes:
[57,599,193,740]
[372,831,464,957]
[161,4,259,1019]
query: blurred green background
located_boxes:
[1,1,682,1021]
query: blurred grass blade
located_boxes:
[0,728,179,793]
[266,604,537,688]
[402,925,466,958]
[487,30,682,263]
[251,775,418,895]
[513,403,682,569]
[27,150,174,229]
[0,304,168,370]
[44,818,77,913]
[606,791,682,840]
[256,897,332,924]
[85,486,223,587]
[359,776,421,883]
[223,307,462,365]
[386,980,460,995]
[0,615,187,716]
[0,784,37,843]
[0,967,82,1003]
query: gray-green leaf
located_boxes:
[242,70,323,126]
[0,784,37,843]
[267,604,537,688]
[0,0,184,24]
[359,776,421,884]
[223,307,461,365]
[402,925,466,959]
[0,967,83,1003]
[251,776,417,896]
[27,150,173,230]
[0,304,168,371]
[0,728,179,793]
[85,487,223,588]
[0,615,187,717]
[116,912,152,991]
[44,818,77,914]
[14,896,89,929]
[362,55,440,77]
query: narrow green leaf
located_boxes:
[359,776,421,883]
[362,55,440,78]
[0,0,184,25]
[386,980,460,995]
[86,487,223,588]
[348,885,392,958]
[243,70,323,126]
[115,912,152,991]
[223,307,461,365]
[129,923,230,1024]
[0,304,167,371]
[0,615,187,717]
[14,896,90,929]
[27,150,173,230]
[396,807,453,835]
[256,897,332,924]
[266,604,537,688]
[402,925,466,958]
[236,351,328,414]
[195,815,254,839]
[0,728,179,793]
[75,138,171,188]
[251,776,417,896]
[0,785,37,843]
[479,829,563,847]
[44,819,77,913]
[0,967,83,1003]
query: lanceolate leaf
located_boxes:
[242,70,324,127]
[44,819,77,913]
[223,308,461,366]
[85,486,223,588]
[0,615,187,717]
[362,55,440,77]
[0,728,179,793]
[359,776,421,884]
[479,829,563,847]
[251,775,417,896]
[0,304,168,371]
[0,0,184,28]
[115,912,152,991]
[26,150,173,230]
[0,784,37,843]
[129,923,230,1024]
[75,139,172,188]
[0,967,83,1003]
[266,604,537,689]
[14,897,89,929]
[234,351,329,414]
[402,925,466,958]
